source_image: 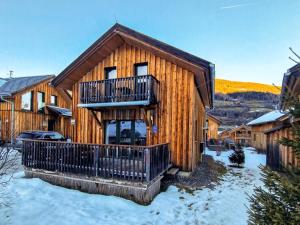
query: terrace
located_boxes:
[22,140,170,204]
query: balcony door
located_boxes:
[105,67,117,102]
[105,120,146,146]
[134,63,148,100]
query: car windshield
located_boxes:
[43,133,64,139]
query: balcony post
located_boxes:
[145,148,151,182]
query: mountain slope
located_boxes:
[215,79,281,95]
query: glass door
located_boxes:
[105,120,146,146]
[134,63,148,100]
[105,67,117,102]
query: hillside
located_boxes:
[210,79,281,130]
[215,79,281,95]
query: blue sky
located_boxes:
[0,0,299,85]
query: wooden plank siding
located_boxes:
[266,126,299,169]
[0,79,71,140]
[251,122,280,152]
[71,43,206,171]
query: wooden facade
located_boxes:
[206,114,221,140]
[229,125,251,146]
[265,123,299,169]
[52,24,214,171]
[250,122,279,152]
[266,63,300,169]
[0,76,72,141]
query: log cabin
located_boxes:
[0,75,72,141]
[247,110,285,153]
[265,63,300,169]
[51,23,215,172]
[206,114,221,142]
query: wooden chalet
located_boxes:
[247,110,286,153]
[228,125,251,146]
[0,75,72,141]
[265,64,300,169]
[21,24,215,204]
[206,114,221,141]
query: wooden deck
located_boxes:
[22,140,170,183]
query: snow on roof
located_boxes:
[247,110,286,126]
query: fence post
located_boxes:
[94,146,99,176]
[145,148,151,182]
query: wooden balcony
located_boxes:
[78,75,159,108]
[22,140,170,183]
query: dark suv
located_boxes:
[15,131,69,150]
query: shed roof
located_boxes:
[0,75,54,96]
[247,110,286,126]
[47,105,72,117]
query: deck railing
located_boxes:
[22,140,170,183]
[79,75,159,105]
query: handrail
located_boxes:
[22,140,170,183]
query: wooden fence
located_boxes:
[22,140,170,183]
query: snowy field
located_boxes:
[0,148,266,225]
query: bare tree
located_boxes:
[0,144,20,206]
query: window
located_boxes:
[21,91,33,111]
[37,92,45,113]
[253,134,256,142]
[50,95,58,106]
[135,63,148,76]
[105,67,117,79]
[105,120,147,146]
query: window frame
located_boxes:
[21,91,33,111]
[37,91,45,113]
[105,66,117,79]
[134,62,148,76]
[50,95,58,106]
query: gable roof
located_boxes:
[0,78,7,87]
[247,110,286,126]
[0,75,54,96]
[51,23,214,107]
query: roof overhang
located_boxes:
[52,23,214,108]
[280,63,300,110]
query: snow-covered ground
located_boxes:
[0,148,266,225]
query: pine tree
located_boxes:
[248,97,300,225]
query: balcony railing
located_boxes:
[79,75,159,108]
[22,140,170,183]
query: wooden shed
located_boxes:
[0,75,72,141]
[51,23,215,171]
[247,110,286,153]
[265,62,300,169]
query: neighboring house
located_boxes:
[218,125,251,146]
[247,110,286,152]
[0,75,72,141]
[51,23,215,172]
[228,125,251,146]
[206,114,221,141]
[265,63,300,169]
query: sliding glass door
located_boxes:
[105,120,146,146]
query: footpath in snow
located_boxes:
[0,148,266,225]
